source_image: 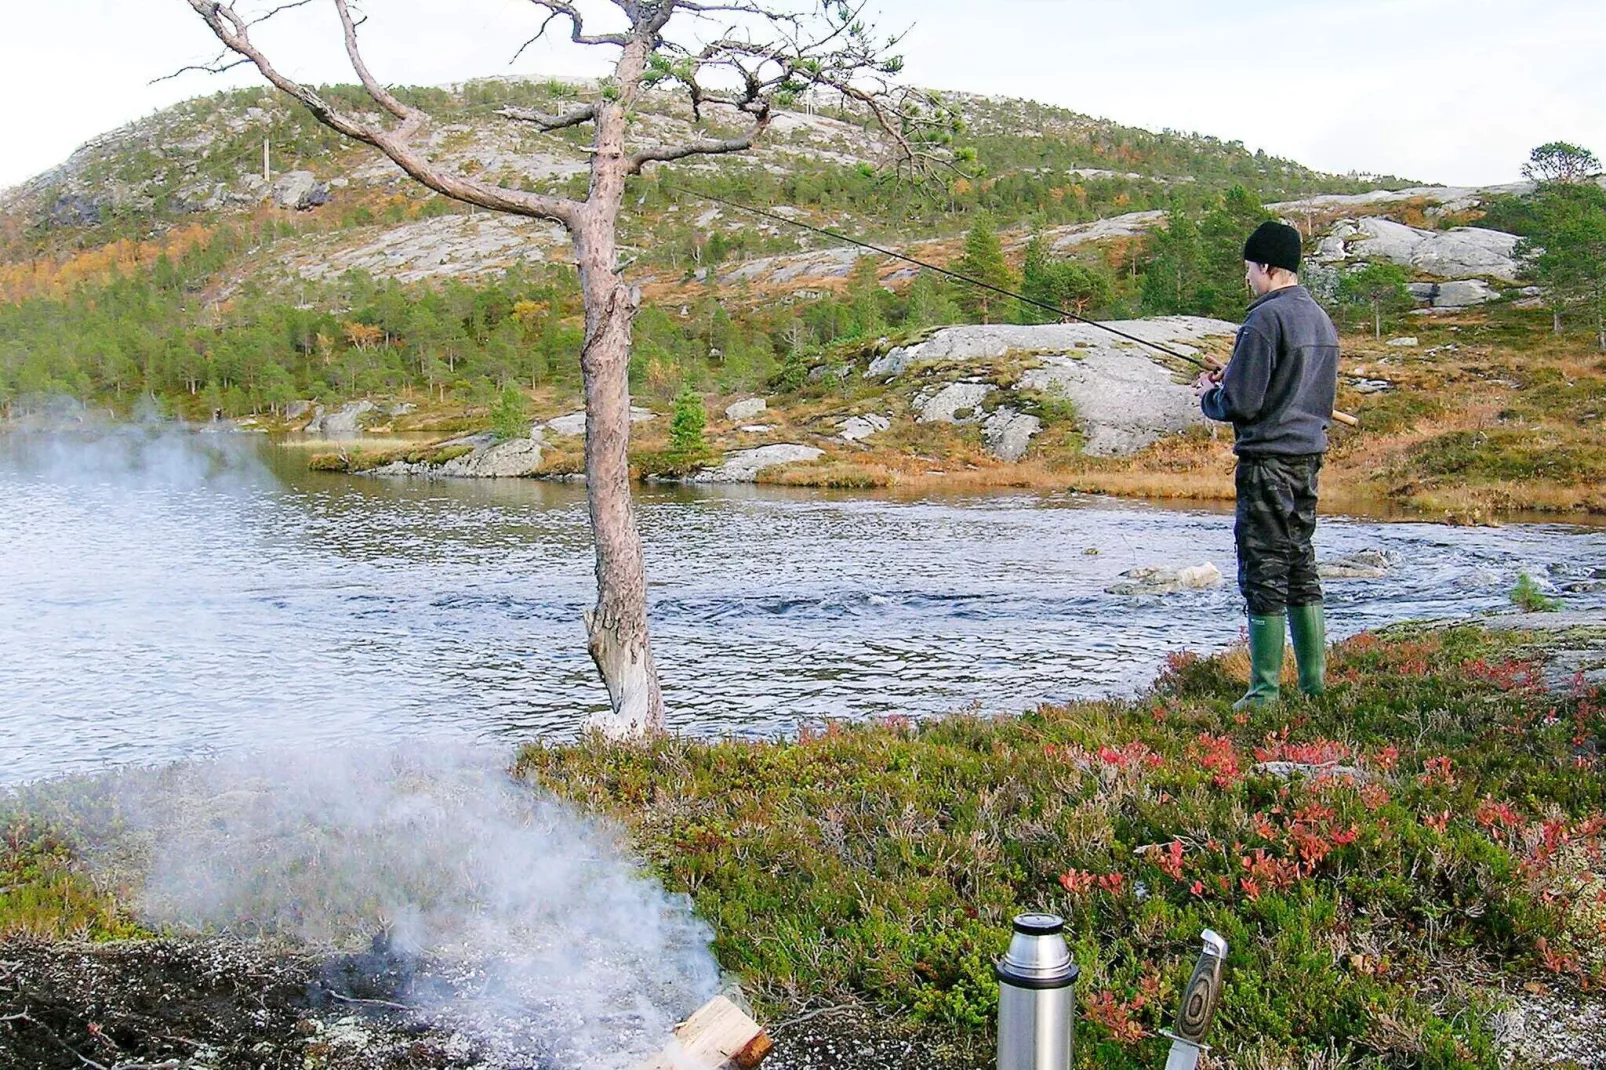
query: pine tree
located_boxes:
[1197,186,1273,318]
[905,271,960,329]
[954,215,1016,324]
[1018,234,1055,324]
[1518,180,1606,350]
[1140,204,1205,316]
[1020,234,1115,322]
[669,383,708,459]
[1339,263,1412,338]
[847,255,887,337]
[490,383,529,441]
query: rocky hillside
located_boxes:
[0,75,1546,318]
[5,75,1603,520]
[0,77,1401,291]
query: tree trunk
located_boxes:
[1553,307,1563,334]
[571,61,665,738]
[1373,301,1381,339]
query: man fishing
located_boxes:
[1195,220,1340,709]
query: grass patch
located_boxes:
[631,449,715,479]
[1,818,144,941]
[759,461,897,488]
[1402,429,1606,484]
[520,625,1606,1069]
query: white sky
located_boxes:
[1,0,1602,192]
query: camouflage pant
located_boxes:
[1234,453,1324,616]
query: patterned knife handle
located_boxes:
[1173,930,1229,1045]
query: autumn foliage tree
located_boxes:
[180,0,954,736]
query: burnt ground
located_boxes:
[0,936,486,1070]
[0,937,982,1070]
[2,938,1601,1070]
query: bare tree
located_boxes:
[181,0,953,736]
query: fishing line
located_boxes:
[664,182,1360,427]
[661,182,1215,371]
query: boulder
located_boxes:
[271,170,330,210]
[724,398,768,422]
[305,400,376,436]
[982,409,1041,462]
[48,194,108,227]
[284,400,314,421]
[1409,279,1500,308]
[1435,279,1500,307]
[915,382,993,424]
[1385,337,1418,348]
[838,414,890,442]
[544,412,588,437]
[737,424,777,433]
[1349,217,1520,281]
[543,407,656,437]
[438,436,545,478]
[867,318,1239,455]
[1106,562,1223,596]
[1314,235,1349,263]
[866,345,919,379]
[694,443,824,483]
[1318,548,1397,580]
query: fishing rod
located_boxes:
[665,183,1213,370]
[663,183,1360,427]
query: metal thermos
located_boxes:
[996,913,1079,1070]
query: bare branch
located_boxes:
[497,102,597,132]
[332,0,422,135]
[181,0,582,229]
[247,0,318,26]
[150,54,251,85]
[523,1,629,47]
[628,111,773,173]
[674,0,784,13]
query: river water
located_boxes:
[2,427,1604,786]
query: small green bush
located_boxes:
[669,383,708,460]
[490,384,529,442]
[1510,571,1561,613]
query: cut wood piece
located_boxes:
[636,994,771,1070]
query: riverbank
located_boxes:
[4,617,1604,1069]
[273,305,1606,524]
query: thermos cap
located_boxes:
[1012,913,1064,936]
[996,913,1078,989]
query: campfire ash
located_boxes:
[60,746,721,1070]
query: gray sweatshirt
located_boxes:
[1201,285,1339,456]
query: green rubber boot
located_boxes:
[1233,613,1285,711]
[1288,602,1327,697]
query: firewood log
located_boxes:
[635,994,772,1070]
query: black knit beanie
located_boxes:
[1242,221,1302,273]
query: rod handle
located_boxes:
[1331,409,1360,428]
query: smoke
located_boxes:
[78,746,721,1069]
[0,404,266,491]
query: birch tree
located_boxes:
[180,0,952,737]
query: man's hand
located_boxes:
[1192,367,1223,398]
